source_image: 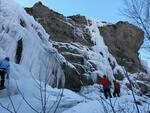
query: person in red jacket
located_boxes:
[99,75,112,99]
[113,80,120,97]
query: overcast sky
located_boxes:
[14,0,127,23]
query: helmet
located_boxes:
[5,57,9,61]
[103,75,107,78]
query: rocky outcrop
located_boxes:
[53,42,96,91]
[25,2,97,91]
[99,21,144,72]
[68,15,88,25]
[137,82,150,94]
[25,2,145,91]
[125,73,150,95]
[25,2,93,47]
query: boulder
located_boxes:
[61,63,81,91]
[114,70,124,80]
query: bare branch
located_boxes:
[53,88,64,113]
[16,82,39,113]
[0,103,14,113]
[122,0,150,40]
[122,67,140,113]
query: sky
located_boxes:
[14,0,127,23]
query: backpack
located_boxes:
[114,82,120,90]
[100,78,111,88]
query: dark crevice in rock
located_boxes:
[108,57,116,70]
[20,19,26,28]
[99,52,104,57]
[16,38,23,64]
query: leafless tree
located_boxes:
[122,0,150,40]
[122,67,140,113]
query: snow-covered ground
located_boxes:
[64,84,150,113]
[0,81,150,113]
[0,0,150,113]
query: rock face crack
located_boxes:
[16,38,23,64]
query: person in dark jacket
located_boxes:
[0,57,10,89]
[99,75,112,99]
[113,80,120,97]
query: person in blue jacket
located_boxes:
[0,57,10,89]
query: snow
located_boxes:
[1,80,150,113]
[63,84,150,113]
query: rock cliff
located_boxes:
[25,2,144,91]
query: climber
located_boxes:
[113,80,120,97]
[0,57,10,89]
[99,75,112,99]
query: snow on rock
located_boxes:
[85,18,124,80]
[53,22,124,82]
[24,2,126,89]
